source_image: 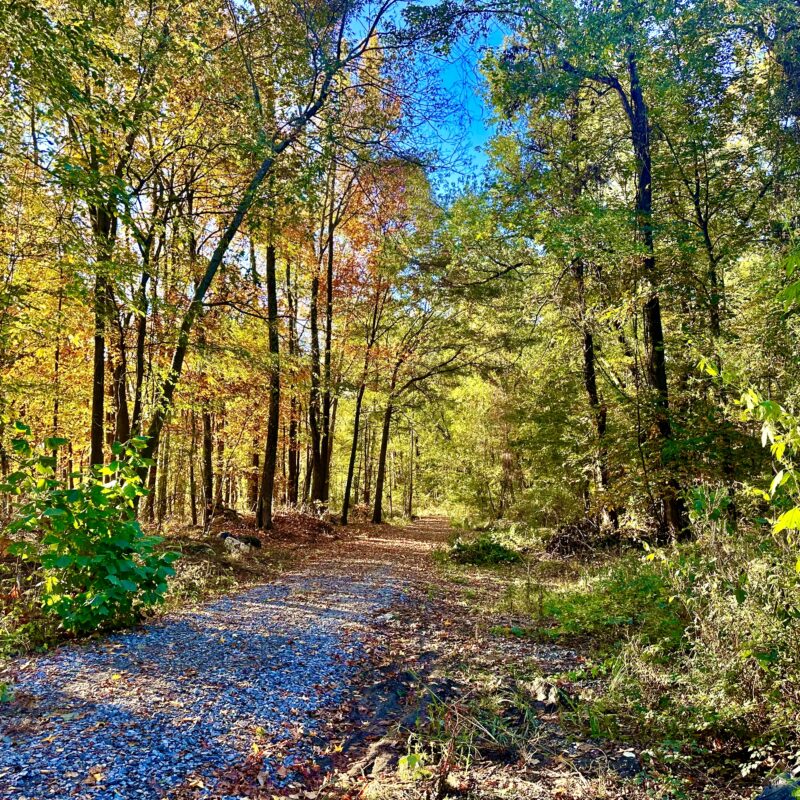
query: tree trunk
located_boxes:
[156,427,169,523]
[405,428,414,519]
[285,260,300,505]
[341,383,366,525]
[90,274,107,466]
[202,408,213,528]
[627,48,686,535]
[189,411,198,527]
[309,269,325,504]
[363,419,372,506]
[89,201,116,466]
[371,400,393,524]
[249,441,260,512]
[215,412,225,510]
[321,160,336,503]
[257,243,281,530]
[144,459,157,522]
[573,260,616,528]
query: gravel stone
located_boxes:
[0,569,399,800]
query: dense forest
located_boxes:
[2,0,800,798]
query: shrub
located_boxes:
[448,533,522,566]
[2,425,179,632]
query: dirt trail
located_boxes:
[0,518,450,800]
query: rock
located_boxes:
[610,749,642,779]
[223,536,251,556]
[219,531,262,549]
[757,778,800,800]
[523,676,562,712]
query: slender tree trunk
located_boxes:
[89,201,116,466]
[156,428,169,523]
[388,450,394,518]
[90,273,108,466]
[202,408,213,528]
[249,441,260,512]
[328,396,338,488]
[285,260,300,505]
[189,411,198,527]
[215,412,225,510]
[341,383,366,525]
[574,260,616,528]
[407,428,416,519]
[565,96,615,528]
[303,441,313,505]
[131,269,151,434]
[309,269,325,504]
[371,400,393,524]
[111,343,130,444]
[257,243,281,530]
[363,418,372,506]
[627,48,686,535]
[321,160,336,502]
[144,459,157,522]
[354,439,362,505]
[288,402,299,504]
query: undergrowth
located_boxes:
[0,527,279,658]
[437,532,523,566]
[499,526,800,778]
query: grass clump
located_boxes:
[506,559,686,654]
[447,533,523,566]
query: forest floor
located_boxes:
[0,517,762,800]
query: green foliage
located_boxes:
[2,425,179,632]
[740,386,800,548]
[509,559,686,653]
[446,533,522,566]
[523,522,800,751]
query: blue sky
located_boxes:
[422,22,507,190]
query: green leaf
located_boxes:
[43,507,67,517]
[774,507,800,534]
[11,438,31,455]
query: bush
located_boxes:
[448,533,523,566]
[3,425,179,632]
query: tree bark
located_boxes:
[215,411,225,510]
[405,427,414,519]
[371,400,393,524]
[627,48,687,535]
[156,427,169,523]
[189,411,198,527]
[286,260,300,505]
[309,267,325,504]
[249,441,260,512]
[341,383,366,525]
[256,243,280,530]
[573,261,616,528]
[202,409,213,528]
[90,276,108,466]
[321,158,336,503]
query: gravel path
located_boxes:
[0,565,402,800]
